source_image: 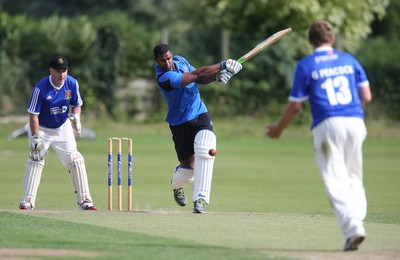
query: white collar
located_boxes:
[315,46,333,52]
[49,75,63,90]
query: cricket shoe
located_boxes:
[343,235,365,251]
[79,199,97,210]
[173,188,187,207]
[19,202,33,210]
[193,198,206,214]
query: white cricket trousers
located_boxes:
[29,120,78,167]
[312,117,367,238]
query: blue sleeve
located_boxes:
[71,81,83,106]
[27,86,43,114]
[290,63,309,100]
[159,70,182,89]
[353,59,369,86]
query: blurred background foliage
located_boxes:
[0,0,398,123]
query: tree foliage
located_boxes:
[0,0,398,121]
[177,0,389,52]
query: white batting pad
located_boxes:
[170,165,194,189]
[193,130,216,204]
[68,157,92,205]
[20,160,44,208]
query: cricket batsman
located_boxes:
[153,44,242,213]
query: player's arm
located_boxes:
[29,114,40,136]
[181,59,242,86]
[358,85,372,107]
[71,106,81,116]
[70,106,82,138]
[266,101,302,139]
[181,63,222,86]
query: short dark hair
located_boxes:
[153,44,172,59]
[308,20,334,48]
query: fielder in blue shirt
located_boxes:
[266,20,372,251]
[19,56,97,210]
[153,44,242,213]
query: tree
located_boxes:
[176,0,389,53]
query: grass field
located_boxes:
[0,118,399,259]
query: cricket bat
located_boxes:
[237,28,292,64]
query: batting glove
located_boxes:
[221,59,242,75]
[69,114,82,139]
[216,69,234,84]
[29,135,47,161]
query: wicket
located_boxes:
[108,137,133,211]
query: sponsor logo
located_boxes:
[198,194,206,198]
[50,106,68,115]
[46,95,52,100]
[314,53,338,64]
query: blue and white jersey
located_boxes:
[155,55,207,126]
[27,75,83,128]
[290,47,369,128]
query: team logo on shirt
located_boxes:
[64,90,71,100]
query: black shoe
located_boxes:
[173,188,187,207]
[193,198,206,214]
[343,235,365,251]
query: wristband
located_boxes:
[220,61,226,70]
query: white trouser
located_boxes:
[29,120,78,168]
[312,117,367,238]
[21,120,92,207]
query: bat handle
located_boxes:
[237,57,245,64]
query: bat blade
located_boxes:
[237,28,292,64]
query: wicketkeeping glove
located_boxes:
[69,114,82,139]
[220,59,243,75]
[216,69,234,84]
[29,135,47,161]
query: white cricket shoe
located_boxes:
[79,199,97,210]
[19,202,33,210]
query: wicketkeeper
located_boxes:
[18,56,97,210]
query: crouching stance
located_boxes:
[19,56,96,210]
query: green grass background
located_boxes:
[0,118,399,259]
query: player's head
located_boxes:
[49,56,68,87]
[153,44,174,71]
[49,56,69,70]
[308,20,335,48]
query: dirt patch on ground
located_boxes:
[268,250,400,260]
[0,248,102,259]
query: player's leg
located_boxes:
[169,122,195,207]
[170,164,194,206]
[19,159,45,210]
[192,129,216,213]
[343,117,368,250]
[67,152,96,210]
[53,121,96,210]
[313,117,365,250]
[19,127,51,210]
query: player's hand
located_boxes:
[29,135,47,161]
[266,124,283,139]
[221,59,242,75]
[69,114,82,139]
[216,69,234,84]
